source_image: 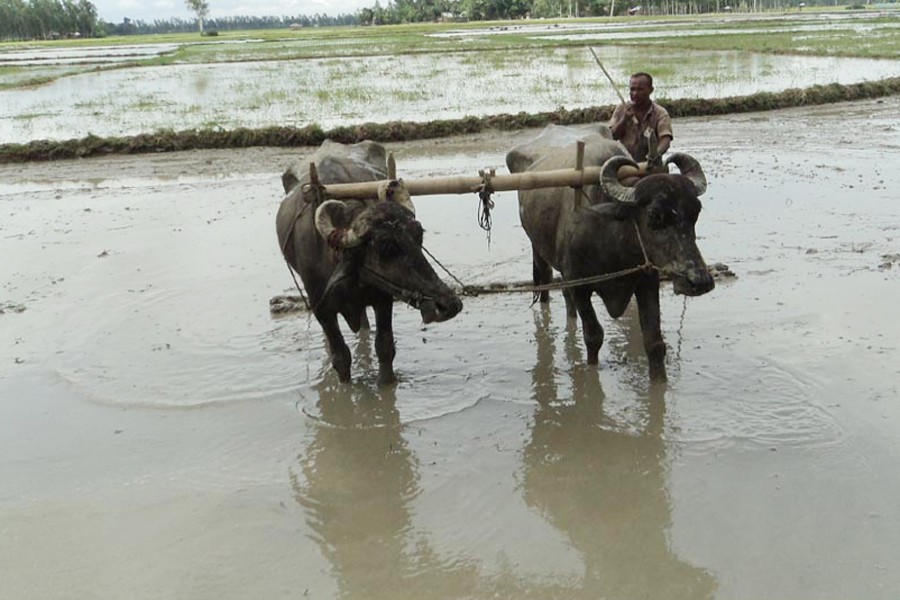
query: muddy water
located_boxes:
[2,97,900,599]
[2,44,899,144]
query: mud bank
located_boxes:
[1,97,900,600]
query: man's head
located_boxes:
[629,72,654,108]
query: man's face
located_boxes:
[629,75,653,107]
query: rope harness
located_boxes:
[359,266,429,310]
[279,180,331,310]
[282,175,663,311]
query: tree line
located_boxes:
[0,0,100,40]
[1,0,871,42]
[0,0,356,40]
[358,0,854,22]
[103,14,358,36]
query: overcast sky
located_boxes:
[92,0,372,23]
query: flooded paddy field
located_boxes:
[1,9,899,145]
[1,96,899,599]
[2,46,898,144]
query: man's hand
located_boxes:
[611,103,633,139]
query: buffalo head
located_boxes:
[314,199,463,324]
[600,153,715,297]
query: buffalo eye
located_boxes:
[374,236,402,259]
[647,207,676,230]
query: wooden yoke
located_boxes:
[316,165,606,201]
[302,141,642,202]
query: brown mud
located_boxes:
[1,97,900,600]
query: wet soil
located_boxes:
[1,97,900,599]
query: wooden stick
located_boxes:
[387,152,396,180]
[574,140,586,205]
[588,47,627,105]
[589,47,639,128]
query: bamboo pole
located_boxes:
[588,47,627,105]
[318,166,604,201]
[573,140,585,206]
[387,152,396,179]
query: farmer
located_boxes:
[608,72,672,167]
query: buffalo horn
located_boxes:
[665,153,707,196]
[600,155,638,203]
[314,200,365,248]
[377,178,416,215]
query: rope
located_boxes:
[360,265,429,309]
[284,263,309,309]
[279,181,328,311]
[421,245,469,291]
[476,169,496,247]
[424,220,659,298]
[674,293,688,366]
[459,262,655,296]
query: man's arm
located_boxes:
[609,103,632,140]
[656,107,673,155]
[657,134,671,155]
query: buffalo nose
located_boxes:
[673,267,715,297]
[697,275,715,295]
[689,269,715,296]
[439,295,463,319]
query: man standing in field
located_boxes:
[609,72,673,166]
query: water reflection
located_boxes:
[293,336,478,599]
[293,307,715,598]
[522,306,717,598]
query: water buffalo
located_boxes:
[276,140,462,385]
[507,126,714,381]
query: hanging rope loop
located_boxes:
[475,168,496,244]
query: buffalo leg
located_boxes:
[341,308,368,333]
[317,311,352,382]
[573,288,604,365]
[635,278,667,382]
[372,299,397,385]
[562,289,578,321]
[532,246,552,304]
